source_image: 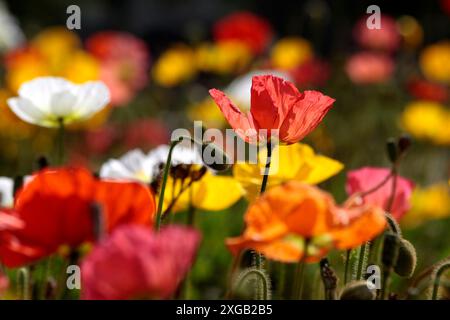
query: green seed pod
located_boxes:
[394,239,417,278]
[382,233,400,269]
[340,280,376,300]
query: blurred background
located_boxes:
[0,0,449,298]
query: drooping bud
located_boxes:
[190,166,208,182]
[36,155,49,170]
[201,142,232,171]
[394,239,417,278]
[382,233,400,269]
[340,280,376,300]
[319,258,338,300]
[398,134,412,154]
[386,138,398,163]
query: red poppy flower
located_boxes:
[213,11,273,55]
[0,167,156,267]
[346,52,394,84]
[209,75,335,144]
[289,59,330,89]
[81,225,200,300]
[353,15,400,52]
[346,167,415,221]
[407,78,449,103]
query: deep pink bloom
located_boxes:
[346,167,415,221]
[124,119,170,150]
[81,225,200,300]
[353,15,400,52]
[0,271,8,296]
[87,32,150,107]
[346,52,394,84]
[209,75,335,144]
[213,11,273,55]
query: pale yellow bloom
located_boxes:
[195,41,252,75]
[270,37,313,70]
[401,101,450,145]
[153,45,197,87]
[188,97,227,129]
[233,143,343,201]
[420,41,450,83]
[402,183,450,228]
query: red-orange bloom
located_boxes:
[209,75,335,144]
[0,167,156,267]
[226,182,386,263]
[213,11,273,55]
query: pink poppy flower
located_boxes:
[346,167,415,221]
[353,15,400,52]
[346,52,394,84]
[87,32,150,107]
[81,225,200,300]
[209,74,335,144]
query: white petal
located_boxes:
[50,90,77,118]
[71,81,110,119]
[148,144,202,166]
[0,177,14,207]
[7,97,53,127]
[17,77,73,113]
[100,159,135,180]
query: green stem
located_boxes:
[381,268,391,300]
[277,263,286,299]
[344,249,351,284]
[356,243,367,280]
[17,267,30,300]
[235,269,270,300]
[259,139,272,195]
[155,139,182,231]
[431,261,450,300]
[293,240,309,300]
[57,118,65,165]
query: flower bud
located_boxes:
[398,134,412,154]
[201,143,232,171]
[382,233,400,269]
[394,239,417,278]
[386,138,398,163]
[36,155,49,170]
[340,280,376,300]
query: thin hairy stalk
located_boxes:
[57,118,65,165]
[430,260,450,300]
[344,249,351,284]
[234,268,271,300]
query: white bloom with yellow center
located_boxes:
[7,77,110,128]
[0,177,14,207]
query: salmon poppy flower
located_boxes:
[226,182,386,263]
[81,225,200,300]
[209,75,335,144]
[0,167,156,267]
[213,11,273,55]
[346,167,415,221]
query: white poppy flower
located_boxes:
[0,177,14,207]
[148,144,203,167]
[225,70,292,111]
[99,149,157,184]
[7,77,110,128]
[0,1,25,53]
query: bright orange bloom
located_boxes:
[0,167,155,267]
[226,182,386,263]
[209,75,335,144]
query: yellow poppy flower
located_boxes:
[153,45,197,87]
[161,171,244,213]
[233,143,343,201]
[402,183,450,228]
[32,26,81,73]
[63,50,100,84]
[270,37,313,70]
[188,97,227,129]
[195,41,252,75]
[420,41,450,83]
[401,101,450,145]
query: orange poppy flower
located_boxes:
[226,182,386,263]
[0,167,155,267]
[209,75,335,144]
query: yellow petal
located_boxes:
[233,143,343,202]
[191,172,243,211]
